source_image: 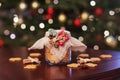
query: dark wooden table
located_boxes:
[0,47,120,80]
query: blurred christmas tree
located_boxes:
[0,0,120,50]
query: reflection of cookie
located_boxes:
[9,57,22,62]
[67,63,80,68]
[24,64,37,70]
[29,53,41,57]
[23,58,39,64]
[90,57,101,62]
[23,59,32,64]
[85,63,98,68]
[100,54,112,59]
[78,53,89,58]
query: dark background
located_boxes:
[0,0,120,50]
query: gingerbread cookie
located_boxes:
[24,64,37,70]
[100,54,112,59]
[9,57,22,62]
[90,57,101,62]
[77,59,85,64]
[29,53,41,58]
[67,63,80,68]
[77,58,91,64]
[85,63,98,68]
[78,53,89,58]
[28,57,40,64]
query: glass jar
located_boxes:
[45,47,72,65]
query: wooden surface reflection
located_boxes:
[0,47,120,80]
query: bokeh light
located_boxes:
[39,23,45,29]
[32,1,39,9]
[0,2,2,7]
[30,25,35,31]
[38,8,44,14]
[109,10,115,16]
[93,45,99,50]
[19,2,27,10]
[4,30,10,36]
[79,36,84,42]
[82,25,87,31]
[53,0,59,5]
[90,0,96,6]
[10,33,16,39]
[104,30,110,37]
[58,13,66,23]
[21,24,26,29]
[48,19,53,24]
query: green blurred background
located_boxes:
[0,0,120,50]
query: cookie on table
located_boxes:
[67,63,80,68]
[100,54,112,59]
[29,53,41,58]
[9,57,22,62]
[78,53,89,58]
[24,64,37,70]
[90,57,101,62]
[85,63,98,68]
[77,59,85,64]
[77,58,91,64]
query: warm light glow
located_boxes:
[81,12,89,21]
[105,36,117,48]
[58,13,66,23]
[19,2,27,10]
[13,23,17,27]
[60,26,66,30]
[0,2,2,7]
[18,17,23,24]
[13,15,23,25]
[90,0,96,6]
[45,0,51,4]
[32,1,39,9]
[118,36,120,41]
